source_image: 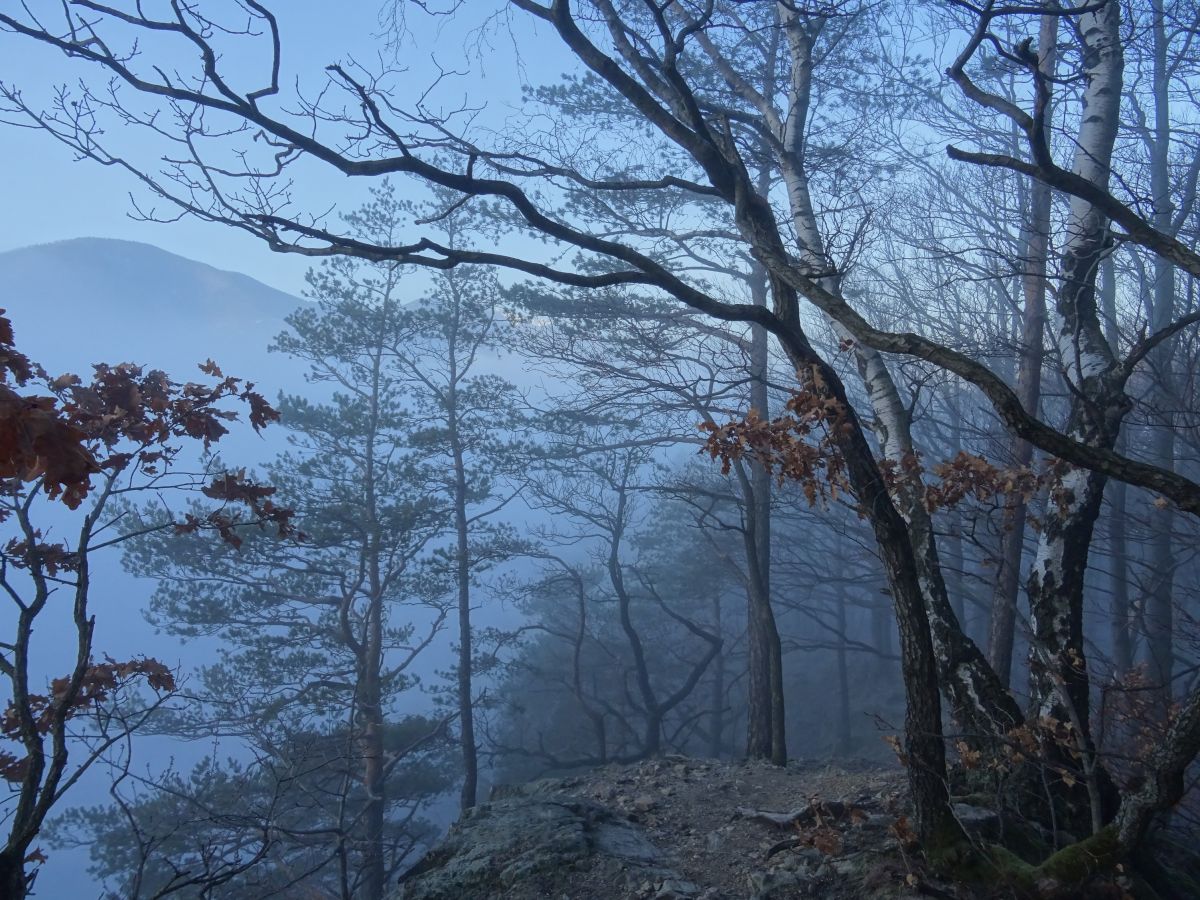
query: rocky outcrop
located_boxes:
[392,757,914,900]
[394,778,701,900]
[395,758,1200,899]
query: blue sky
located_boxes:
[0,1,568,297]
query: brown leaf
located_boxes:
[891,815,918,847]
[810,826,843,857]
[0,310,33,385]
[883,734,908,767]
[0,386,100,507]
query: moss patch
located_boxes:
[1035,826,1121,883]
[930,826,1131,897]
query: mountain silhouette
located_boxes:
[1,237,301,385]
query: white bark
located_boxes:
[770,5,1020,737]
[1027,0,1126,740]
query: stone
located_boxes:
[747,868,812,899]
[653,876,702,898]
[394,793,690,900]
[791,846,824,868]
[703,829,725,852]
[951,802,1001,839]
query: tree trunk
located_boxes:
[1115,683,1200,850]
[776,321,959,847]
[608,481,662,757]
[361,607,386,900]
[709,592,726,758]
[450,401,478,810]
[741,210,785,766]
[1023,0,1126,829]
[0,849,29,900]
[1107,448,1134,679]
[943,505,967,635]
[859,459,958,849]
[361,340,387,899]
[1142,0,1177,715]
[1026,0,1125,738]
[988,10,1056,688]
[871,595,894,676]
[775,14,1020,743]
[835,591,853,755]
[849,341,1024,740]
[745,584,775,760]
[1100,257,1133,679]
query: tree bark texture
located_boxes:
[775,9,1020,746]
[1026,0,1126,740]
[449,370,479,811]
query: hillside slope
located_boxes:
[394,756,1200,900]
[1,236,300,383]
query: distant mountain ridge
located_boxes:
[1,236,299,319]
[0,237,302,385]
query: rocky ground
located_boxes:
[393,755,963,899]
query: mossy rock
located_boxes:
[928,826,1171,898]
[1035,827,1121,884]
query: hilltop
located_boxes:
[0,237,300,380]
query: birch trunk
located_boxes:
[1023,4,1127,830]
[776,6,1021,742]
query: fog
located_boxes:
[1,3,1198,899]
